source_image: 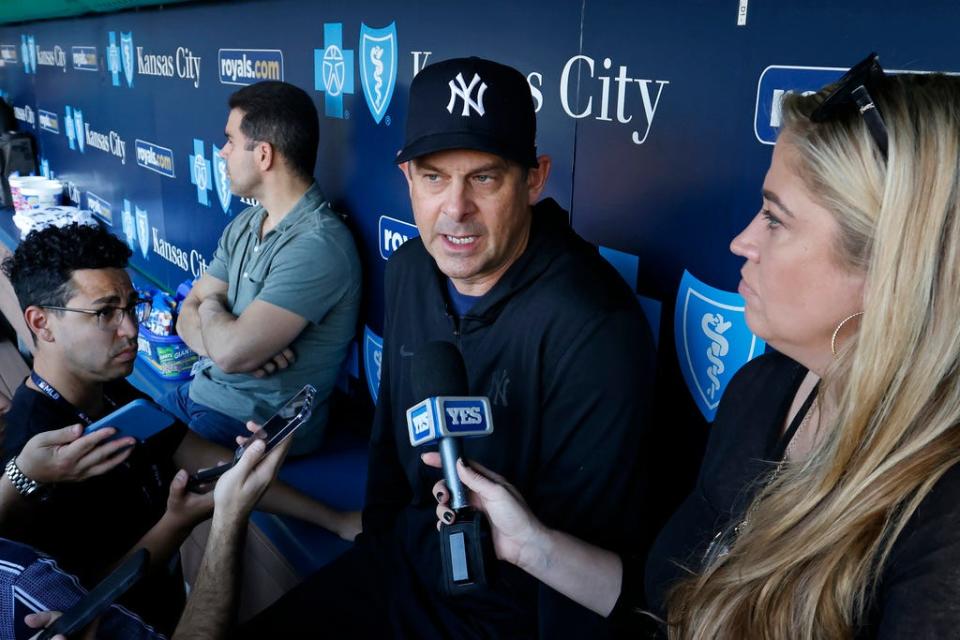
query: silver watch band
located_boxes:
[4,457,41,497]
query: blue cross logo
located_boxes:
[189,139,212,207]
[64,106,76,150]
[314,23,354,119]
[107,32,120,86]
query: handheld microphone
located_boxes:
[406,341,495,596]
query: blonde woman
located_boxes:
[426,55,960,638]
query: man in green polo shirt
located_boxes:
[166,81,361,455]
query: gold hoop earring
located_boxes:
[831,311,864,356]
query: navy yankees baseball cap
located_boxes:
[395,57,538,167]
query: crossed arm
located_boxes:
[176,274,306,375]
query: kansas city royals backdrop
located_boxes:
[0,0,952,507]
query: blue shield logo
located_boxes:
[189,139,212,207]
[674,270,766,422]
[72,108,85,153]
[212,144,232,214]
[121,199,136,250]
[363,325,384,404]
[120,32,134,88]
[135,206,149,259]
[359,22,397,124]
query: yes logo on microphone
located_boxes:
[408,401,437,445]
[442,400,487,431]
[407,397,493,446]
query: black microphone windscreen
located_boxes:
[411,341,469,400]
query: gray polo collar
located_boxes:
[247,182,326,236]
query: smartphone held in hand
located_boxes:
[186,384,316,490]
[82,399,176,442]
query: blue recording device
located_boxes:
[82,398,176,441]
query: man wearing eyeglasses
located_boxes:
[0,223,191,633]
[0,222,362,634]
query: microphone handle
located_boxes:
[440,436,469,511]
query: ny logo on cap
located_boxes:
[447,72,487,117]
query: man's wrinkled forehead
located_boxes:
[67,268,135,306]
[410,149,517,174]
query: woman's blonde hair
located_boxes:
[667,73,960,638]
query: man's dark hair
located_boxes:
[228,81,320,181]
[1,223,131,313]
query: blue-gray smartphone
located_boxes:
[82,399,176,441]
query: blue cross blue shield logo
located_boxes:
[121,199,136,250]
[64,106,76,150]
[72,108,85,153]
[40,158,50,178]
[359,22,397,125]
[674,270,766,422]
[212,144,232,215]
[120,32,134,88]
[314,23,354,119]
[363,325,384,404]
[189,139,212,207]
[107,32,121,86]
[135,206,150,259]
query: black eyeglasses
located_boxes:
[43,297,152,331]
[810,52,889,160]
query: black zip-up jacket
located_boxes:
[362,198,657,637]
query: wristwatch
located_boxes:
[4,457,43,497]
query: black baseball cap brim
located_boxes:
[395,131,538,168]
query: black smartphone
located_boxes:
[186,384,316,490]
[37,549,149,640]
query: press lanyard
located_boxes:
[30,371,116,426]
